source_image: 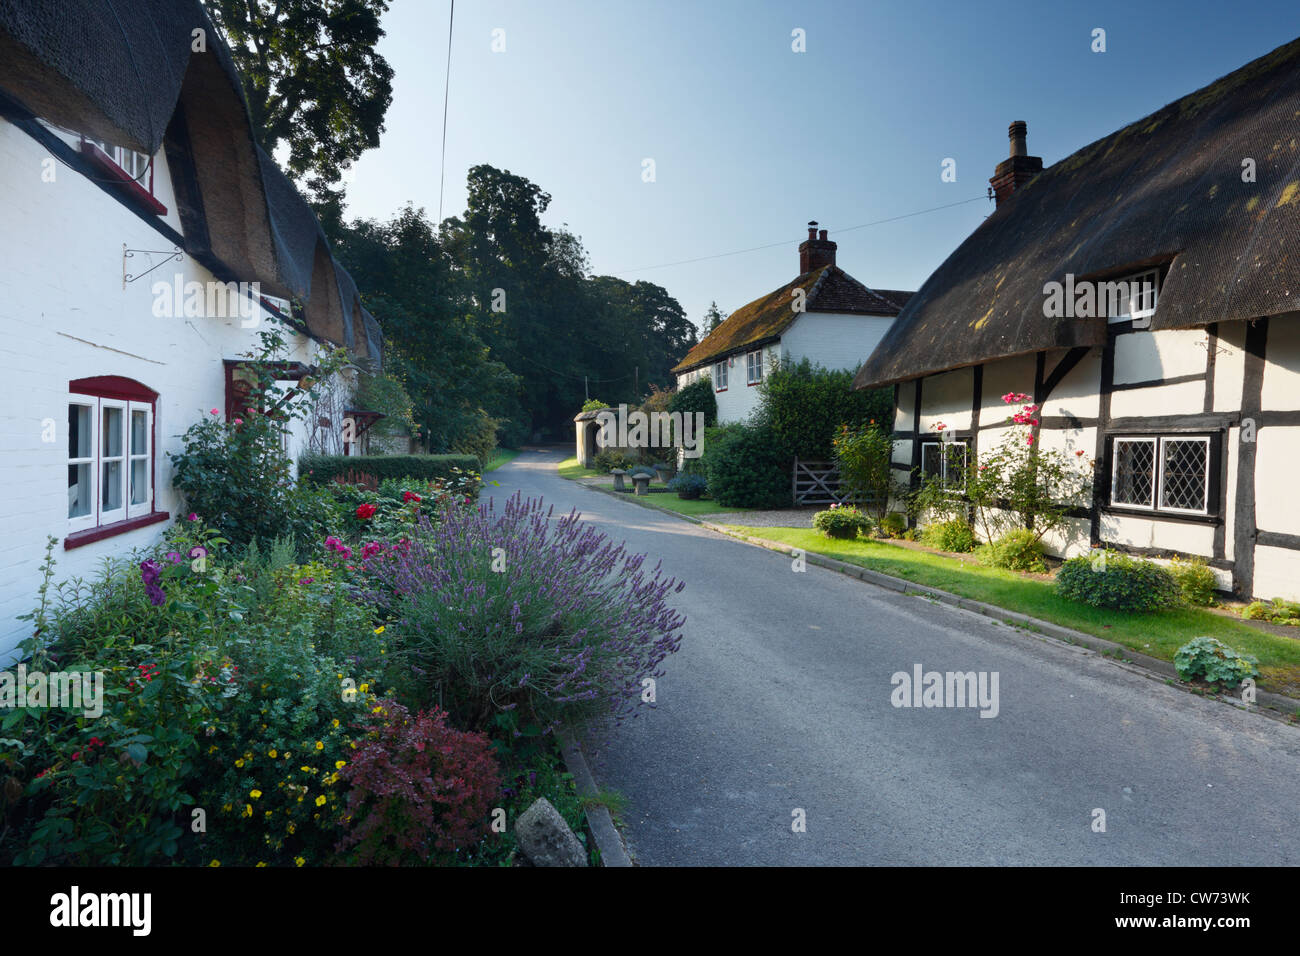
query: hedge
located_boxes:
[299,454,481,487]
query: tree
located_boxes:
[702,301,726,334]
[204,0,394,207]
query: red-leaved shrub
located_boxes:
[336,701,500,865]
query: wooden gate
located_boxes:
[793,459,849,505]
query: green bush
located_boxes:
[1168,557,1218,606]
[833,423,894,522]
[667,473,706,499]
[812,505,872,539]
[703,423,789,509]
[978,529,1047,572]
[922,519,977,553]
[581,398,611,412]
[299,454,480,487]
[450,409,499,470]
[1055,550,1181,611]
[594,448,636,472]
[1174,636,1260,689]
[879,512,907,538]
[755,358,892,460]
[1242,598,1300,625]
[668,378,717,428]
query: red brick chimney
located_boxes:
[799,220,836,273]
[989,121,1043,206]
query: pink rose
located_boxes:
[210,408,219,415]
[187,512,199,522]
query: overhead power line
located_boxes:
[437,0,455,224]
[611,195,988,275]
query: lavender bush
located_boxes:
[362,493,686,734]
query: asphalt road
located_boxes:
[492,447,1300,866]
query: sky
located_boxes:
[340,0,1300,335]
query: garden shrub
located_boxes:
[450,409,500,470]
[921,519,977,553]
[812,504,871,540]
[1168,556,1218,607]
[667,378,717,428]
[1055,550,1181,611]
[755,358,892,460]
[299,454,480,487]
[1242,598,1300,625]
[581,398,611,412]
[361,493,686,734]
[978,529,1047,573]
[594,448,636,472]
[879,512,907,538]
[667,473,706,499]
[1174,637,1260,689]
[703,423,789,509]
[336,701,500,865]
[833,423,894,522]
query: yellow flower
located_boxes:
[242,804,253,818]
[331,719,340,728]
[267,749,277,758]
[301,766,314,773]
[264,811,272,819]
[359,684,370,693]
[222,803,232,813]
[208,860,220,867]
[373,626,385,635]
[287,823,296,835]
[234,759,245,768]
[294,857,305,867]
[315,795,327,807]
[250,789,262,799]
[255,862,267,868]
[335,760,346,770]
[315,741,324,750]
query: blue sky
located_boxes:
[341,0,1300,335]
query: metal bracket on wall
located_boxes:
[123,242,184,288]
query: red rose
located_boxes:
[402,491,422,503]
[356,503,377,520]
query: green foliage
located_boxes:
[755,358,892,460]
[978,530,1048,573]
[594,448,636,472]
[879,512,907,538]
[833,423,894,522]
[206,0,394,207]
[581,399,610,412]
[450,409,499,470]
[812,505,872,540]
[668,378,717,428]
[1055,550,1181,611]
[921,519,977,553]
[703,423,789,509]
[1242,598,1300,625]
[299,453,480,487]
[353,369,417,440]
[1174,637,1260,688]
[1168,557,1218,607]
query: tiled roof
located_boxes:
[674,265,912,373]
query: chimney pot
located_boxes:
[807,220,818,240]
[818,229,828,241]
[798,221,836,274]
[1009,120,1028,158]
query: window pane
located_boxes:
[1112,440,1155,506]
[102,406,123,457]
[68,404,92,459]
[921,443,940,479]
[1161,439,1208,511]
[944,443,967,489]
[68,463,92,518]
[131,458,148,506]
[131,409,147,454]
[102,460,122,511]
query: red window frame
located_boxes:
[78,135,167,216]
[65,376,168,550]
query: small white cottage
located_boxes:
[854,38,1300,602]
[674,224,911,424]
[0,2,383,660]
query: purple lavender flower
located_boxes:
[139,559,166,607]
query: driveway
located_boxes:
[491,447,1300,865]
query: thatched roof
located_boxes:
[855,37,1300,389]
[0,0,381,366]
[673,265,911,374]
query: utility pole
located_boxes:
[634,365,638,398]
[584,375,588,401]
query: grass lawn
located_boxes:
[557,456,604,479]
[483,448,522,471]
[731,526,1300,698]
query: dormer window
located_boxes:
[78,135,167,215]
[1106,268,1160,326]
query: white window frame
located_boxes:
[714,360,728,392]
[1107,268,1160,325]
[921,439,968,490]
[69,393,155,531]
[1108,435,1210,516]
[1157,436,1211,516]
[746,349,763,386]
[82,136,153,186]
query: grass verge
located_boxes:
[483,448,522,472]
[730,526,1300,697]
